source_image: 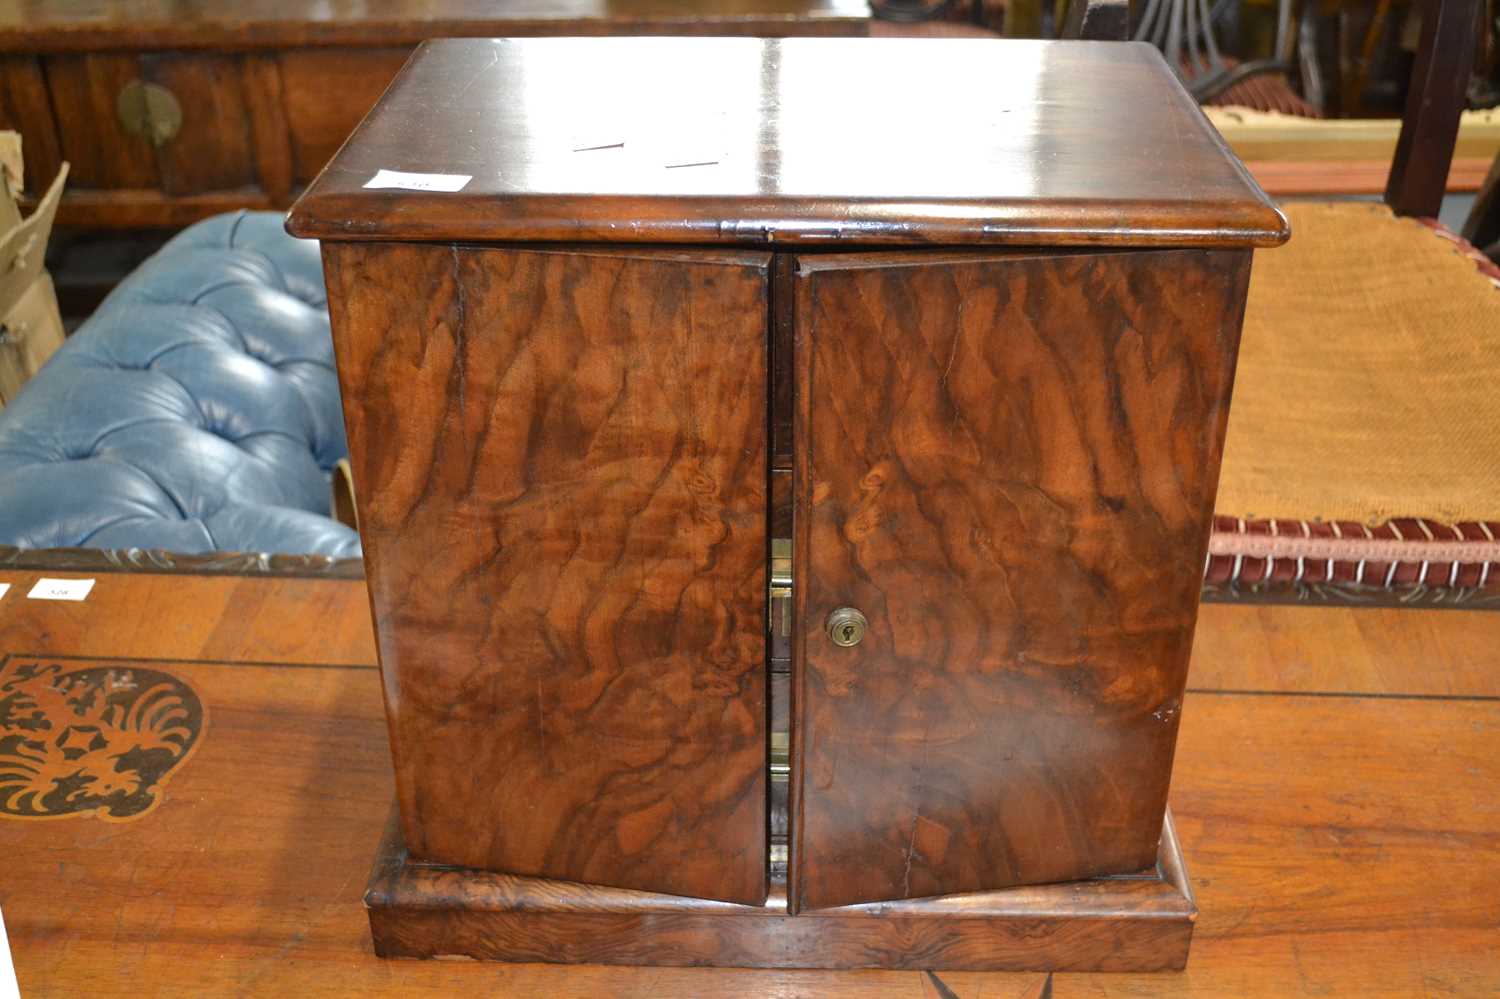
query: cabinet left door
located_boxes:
[324,243,772,905]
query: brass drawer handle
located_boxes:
[117,81,182,147]
[826,607,867,648]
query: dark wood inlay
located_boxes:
[0,657,204,821]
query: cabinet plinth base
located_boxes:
[365,809,1198,971]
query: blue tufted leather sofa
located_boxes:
[0,212,360,557]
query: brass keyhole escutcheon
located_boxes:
[826,607,867,648]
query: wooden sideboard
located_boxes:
[287,37,1286,970]
[0,0,872,229]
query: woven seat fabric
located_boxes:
[1209,201,1500,594]
[1205,515,1500,591]
[1206,74,1319,117]
[1217,200,1500,526]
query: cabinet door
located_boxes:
[325,243,771,905]
[790,248,1250,911]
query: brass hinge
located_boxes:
[770,731,789,783]
[769,537,792,639]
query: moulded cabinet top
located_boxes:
[286,37,1289,248]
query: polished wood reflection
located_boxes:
[289,32,1285,967]
[2,571,1496,992]
[322,242,771,905]
[366,809,1197,970]
[286,37,1288,248]
[791,247,1252,910]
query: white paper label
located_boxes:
[362,169,472,193]
[0,904,19,999]
[27,578,94,601]
[0,583,9,601]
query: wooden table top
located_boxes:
[0,566,1496,996]
[286,37,1288,249]
[0,0,873,52]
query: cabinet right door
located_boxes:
[790,247,1251,912]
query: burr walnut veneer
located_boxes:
[287,36,1286,970]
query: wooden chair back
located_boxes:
[1385,0,1482,217]
[1067,0,1482,220]
[1059,0,1127,41]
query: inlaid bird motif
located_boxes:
[0,660,203,820]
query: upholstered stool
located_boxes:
[1208,201,1500,602]
[0,211,359,557]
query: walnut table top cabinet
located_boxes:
[287,36,1287,971]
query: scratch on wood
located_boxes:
[453,49,498,100]
[941,323,961,388]
[449,245,467,425]
[535,677,547,755]
[924,970,962,999]
[901,811,921,898]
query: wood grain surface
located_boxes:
[0,56,62,195]
[1190,602,1500,696]
[285,38,1287,249]
[322,243,771,904]
[241,52,295,204]
[0,570,1497,994]
[792,248,1252,909]
[42,53,159,190]
[365,810,1195,970]
[278,48,409,184]
[141,54,257,196]
[1243,157,1497,196]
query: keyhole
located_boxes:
[826,607,867,648]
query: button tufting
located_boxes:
[0,212,360,557]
